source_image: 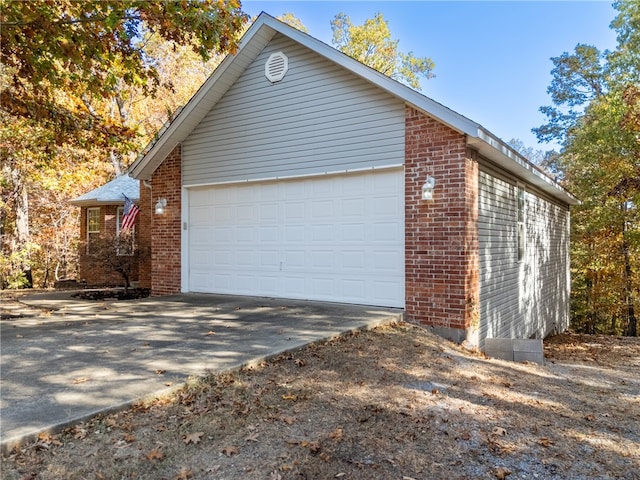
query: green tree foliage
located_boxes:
[277,12,308,33]
[330,12,434,90]
[536,0,639,336]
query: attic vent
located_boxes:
[265,52,288,83]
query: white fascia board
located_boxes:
[128,17,277,180]
[469,128,579,205]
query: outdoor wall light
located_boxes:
[155,198,167,215]
[422,176,436,200]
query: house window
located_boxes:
[517,185,526,262]
[87,207,100,254]
[116,206,135,255]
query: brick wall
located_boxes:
[149,145,182,295]
[78,205,140,286]
[138,181,152,289]
[405,106,480,343]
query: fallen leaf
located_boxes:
[173,467,193,480]
[329,428,344,440]
[122,433,136,443]
[295,358,306,367]
[493,467,512,479]
[204,330,216,336]
[222,446,238,457]
[335,474,346,478]
[584,414,595,421]
[37,432,61,446]
[16,334,23,338]
[282,393,298,401]
[155,369,166,375]
[538,437,555,447]
[146,449,164,461]
[281,415,294,425]
[244,433,260,442]
[492,426,507,436]
[184,431,204,444]
[73,377,89,384]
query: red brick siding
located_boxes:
[137,181,152,289]
[149,145,182,295]
[405,106,479,333]
[78,205,140,286]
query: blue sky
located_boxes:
[243,1,618,151]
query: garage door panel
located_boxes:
[259,275,279,293]
[285,250,305,269]
[188,169,404,307]
[311,224,333,241]
[373,222,401,241]
[282,275,306,295]
[260,226,278,242]
[373,250,402,271]
[236,226,254,242]
[373,280,403,303]
[236,250,257,266]
[285,202,305,219]
[342,223,366,242]
[285,225,305,242]
[236,275,255,292]
[341,251,366,270]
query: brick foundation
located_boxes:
[404,106,480,344]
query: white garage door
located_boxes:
[187,168,405,307]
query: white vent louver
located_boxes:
[265,52,288,83]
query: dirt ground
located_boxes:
[2,316,639,480]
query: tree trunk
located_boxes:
[623,231,637,336]
[12,167,33,288]
[109,150,123,177]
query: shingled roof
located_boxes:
[69,175,139,206]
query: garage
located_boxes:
[187,168,405,307]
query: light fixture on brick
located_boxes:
[155,198,167,215]
[422,176,436,200]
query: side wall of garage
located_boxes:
[478,165,570,346]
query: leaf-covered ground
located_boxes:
[2,323,639,480]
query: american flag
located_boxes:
[121,194,140,231]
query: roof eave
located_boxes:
[127,13,577,206]
[128,16,279,180]
[68,199,132,207]
[468,129,579,205]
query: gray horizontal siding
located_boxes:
[182,33,405,186]
[479,170,519,345]
[479,168,570,348]
[521,191,570,339]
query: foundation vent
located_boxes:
[265,52,288,83]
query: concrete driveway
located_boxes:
[1,291,401,452]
